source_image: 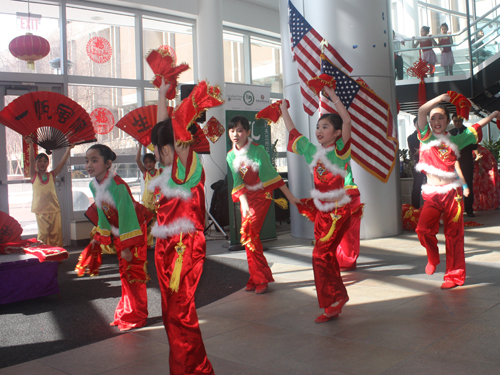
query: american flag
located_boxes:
[288,0,352,116]
[320,56,398,183]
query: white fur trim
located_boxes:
[232,138,252,156]
[232,154,259,175]
[313,195,351,212]
[415,162,458,179]
[419,134,460,159]
[309,147,346,177]
[421,181,461,195]
[110,226,120,237]
[247,182,264,191]
[310,188,347,201]
[92,171,116,210]
[146,166,191,200]
[151,217,196,239]
[147,166,171,192]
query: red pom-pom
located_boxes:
[255,99,290,125]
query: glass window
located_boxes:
[251,37,283,94]
[0,1,60,74]
[66,7,136,79]
[143,17,194,84]
[223,32,245,83]
[68,85,138,156]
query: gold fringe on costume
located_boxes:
[452,190,463,223]
[169,234,186,293]
[265,192,289,210]
[320,212,339,243]
[240,216,256,252]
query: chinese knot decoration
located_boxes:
[9,33,50,70]
[406,56,435,106]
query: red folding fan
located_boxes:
[0,211,23,244]
[115,105,174,151]
[0,91,96,154]
[255,99,289,125]
[146,46,190,99]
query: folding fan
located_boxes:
[145,46,190,99]
[171,80,224,146]
[0,211,23,244]
[0,91,96,154]
[255,99,290,125]
[115,105,173,151]
[306,74,336,96]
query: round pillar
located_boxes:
[280,0,401,239]
[196,0,226,205]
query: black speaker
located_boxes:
[180,84,206,123]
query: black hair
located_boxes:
[421,26,430,34]
[318,113,343,131]
[35,153,49,162]
[87,144,116,164]
[430,104,450,121]
[143,153,156,163]
[452,113,459,119]
[151,119,174,149]
[228,116,250,131]
[413,116,418,124]
[440,22,449,29]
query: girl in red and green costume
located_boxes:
[227,115,300,294]
[281,85,352,323]
[147,79,221,375]
[86,144,150,331]
[415,93,498,289]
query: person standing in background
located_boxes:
[407,117,425,208]
[393,30,405,80]
[450,114,477,217]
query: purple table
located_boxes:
[0,253,60,305]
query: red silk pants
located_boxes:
[155,231,214,375]
[243,191,275,288]
[112,223,149,331]
[313,203,351,308]
[336,195,361,269]
[416,187,466,285]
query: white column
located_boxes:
[280,0,401,239]
[279,0,315,239]
[197,0,226,206]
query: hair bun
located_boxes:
[111,151,117,161]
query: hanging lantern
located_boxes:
[9,33,50,70]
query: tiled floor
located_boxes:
[2,210,500,375]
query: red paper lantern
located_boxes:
[9,33,50,70]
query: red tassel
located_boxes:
[418,79,427,106]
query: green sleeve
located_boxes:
[256,145,281,183]
[226,151,245,188]
[451,128,478,150]
[113,183,141,239]
[168,152,203,191]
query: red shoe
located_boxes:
[325,296,349,317]
[441,281,458,289]
[245,285,256,292]
[425,262,436,275]
[314,313,338,323]
[255,283,268,294]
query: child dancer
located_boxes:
[27,138,72,247]
[136,147,161,248]
[86,144,150,330]
[439,23,455,76]
[148,80,214,375]
[413,26,438,76]
[416,93,498,289]
[226,115,300,294]
[281,86,352,323]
